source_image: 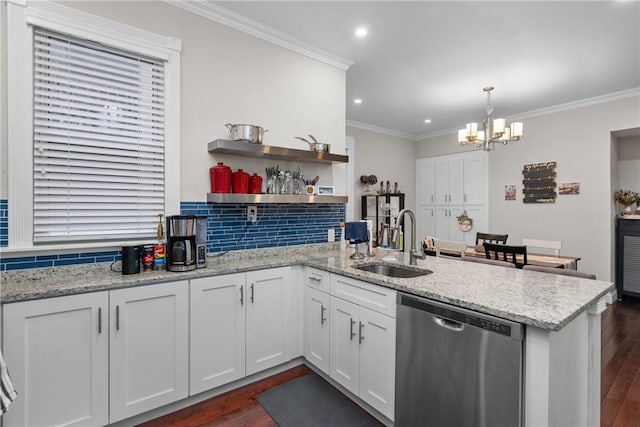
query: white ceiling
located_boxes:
[211,1,640,139]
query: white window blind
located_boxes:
[33,27,165,243]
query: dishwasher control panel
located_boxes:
[399,294,523,339]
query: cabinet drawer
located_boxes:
[330,274,396,318]
[306,267,330,293]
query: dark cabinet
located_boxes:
[615,219,640,299]
[361,194,405,248]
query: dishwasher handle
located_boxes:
[433,315,464,332]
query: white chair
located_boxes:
[433,239,467,258]
[522,238,562,256]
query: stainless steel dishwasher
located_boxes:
[395,293,524,427]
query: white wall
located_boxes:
[617,136,640,191]
[416,95,640,281]
[0,0,346,201]
[345,126,417,218]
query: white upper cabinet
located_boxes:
[417,158,436,205]
[463,155,486,205]
[434,158,464,205]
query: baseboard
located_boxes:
[110,358,306,427]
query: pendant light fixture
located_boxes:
[458,86,524,151]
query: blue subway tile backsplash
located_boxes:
[0,200,345,271]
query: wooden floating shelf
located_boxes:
[207,193,348,204]
[207,139,349,164]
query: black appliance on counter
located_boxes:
[166,215,197,272]
[195,215,207,269]
[121,245,141,275]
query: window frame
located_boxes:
[6,0,181,252]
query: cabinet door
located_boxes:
[463,205,487,246]
[417,158,435,206]
[245,267,292,376]
[448,205,466,243]
[464,155,486,205]
[448,158,465,205]
[330,296,360,396]
[435,206,451,240]
[109,281,189,423]
[418,205,436,241]
[3,292,108,427]
[434,159,450,205]
[359,308,396,421]
[190,273,246,395]
[304,287,331,374]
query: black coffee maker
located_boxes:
[166,215,197,272]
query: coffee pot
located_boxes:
[165,215,197,272]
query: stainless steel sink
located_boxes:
[353,262,433,278]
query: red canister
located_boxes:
[210,162,231,193]
[249,173,263,194]
[232,169,250,193]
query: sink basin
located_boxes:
[353,262,433,278]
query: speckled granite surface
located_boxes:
[1,244,613,331]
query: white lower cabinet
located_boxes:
[304,286,331,374]
[2,280,189,426]
[245,267,292,375]
[3,292,109,427]
[190,273,246,395]
[190,267,292,394]
[109,281,189,423]
[329,275,396,421]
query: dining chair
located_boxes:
[475,232,509,245]
[522,238,562,256]
[483,242,528,268]
[461,257,516,268]
[433,239,467,258]
[522,265,596,279]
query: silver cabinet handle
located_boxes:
[98,307,102,334]
[308,276,321,283]
[240,285,244,306]
[116,305,120,331]
[359,322,365,343]
[321,305,326,325]
[350,318,356,340]
[431,194,434,202]
[464,194,467,202]
[250,283,254,303]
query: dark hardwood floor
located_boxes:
[140,298,640,427]
[601,297,640,427]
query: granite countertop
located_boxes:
[1,244,614,331]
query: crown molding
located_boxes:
[346,120,418,141]
[416,87,640,141]
[165,0,353,71]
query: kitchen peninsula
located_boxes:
[1,244,613,426]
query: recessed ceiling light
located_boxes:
[354,98,363,104]
[355,27,368,38]
[424,119,432,124]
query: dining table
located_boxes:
[423,245,581,270]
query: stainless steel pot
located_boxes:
[225,123,267,144]
[295,135,330,152]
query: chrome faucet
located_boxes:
[394,209,426,265]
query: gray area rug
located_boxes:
[257,374,381,427]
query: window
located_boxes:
[33,28,165,243]
[6,1,181,250]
